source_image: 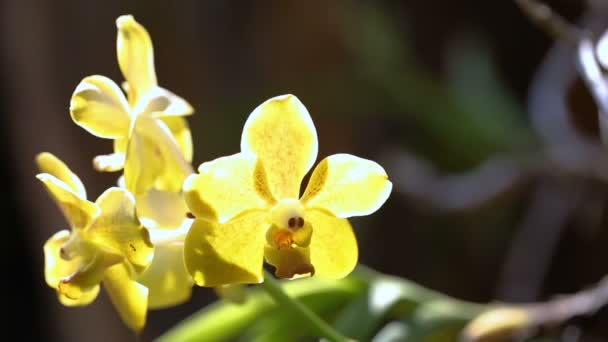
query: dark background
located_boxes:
[4,0,606,340]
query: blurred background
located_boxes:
[4,0,608,340]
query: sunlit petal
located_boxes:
[125,116,193,195]
[94,139,128,172]
[57,285,100,306]
[184,211,268,286]
[57,247,122,303]
[241,94,318,199]
[136,189,189,230]
[70,75,131,139]
[137,243,192,309]
[36,153,86,198]
[103,262,149,332]
[44,230,78,289]
[116,15,157,105]
[184,152,273,223]
[306,208,358,279]
[301,154,392,218]
[88,187,154,273]
[115,137,128,154]
[93,153,126,172]
[136,86,194,117]
[37,174,99,229]
[161,116,193,162]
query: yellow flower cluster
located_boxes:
[38,15,392,332]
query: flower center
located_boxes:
[267,199,312,249]
[271,198,305,230]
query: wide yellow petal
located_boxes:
[306,208,358,279]
[36,152,86,198]
[161,116,193,162]
[70,75,131,139]
[136,189,189,229]
[125,116,193,195]
[184,211,268,287]
[183,152,273,223]
[57,285,100,306]
[241,94,318,199]
[88,187,154,273]
[103,262,149,332]
[137,242,192,309]
[301,154,392,218]
[116,15,156,105]
[37,174,99,229]
[135,86,194,117]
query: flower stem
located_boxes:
[260,271,352,342]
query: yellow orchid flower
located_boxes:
[37,152,154,332]
[69,15,193,181]
[183,94,392,286]
[122,128,249,306]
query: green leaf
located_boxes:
[157,276,365,342]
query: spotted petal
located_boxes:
[301,154,392,218]
[241,94,318,199]
[116,15,157,105]
[306,208,358,279]
[70,75,131,139]
[103,262,149,332]
[37,174,99,229]
[88,187,154,273]
[184,211,268,286]
[184,152,273,223]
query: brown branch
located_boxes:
[526,275,608,324]
[463,275,608,341]
[515,0,608,143]
[514,0,586,44]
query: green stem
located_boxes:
[260,271,351,342]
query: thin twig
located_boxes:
[463,275,608,341]
[514,0,586,43]
[525,275,608,324]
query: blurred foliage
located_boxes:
[342,2,538,170]
[160,266,485,342]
